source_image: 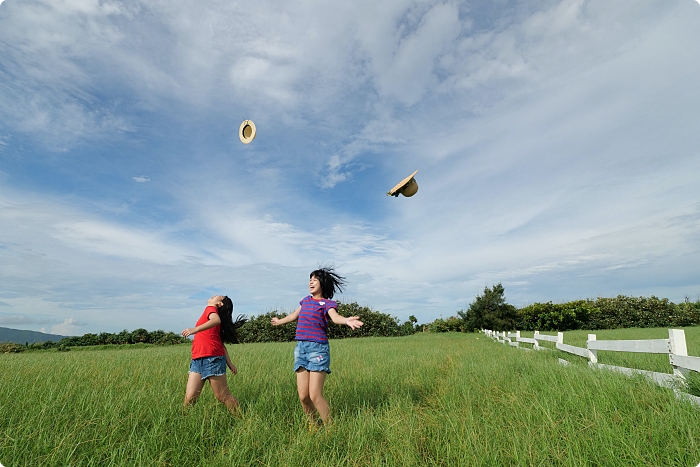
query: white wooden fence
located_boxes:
[483,328,700,406]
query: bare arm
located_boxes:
[327,308,363,330]
[271,307,301,326]
[224,345,237,375]
[270,307,301,326]
[181,311,221,338]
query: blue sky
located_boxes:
[0,0,699,336]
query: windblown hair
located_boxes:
[218,296,247,344]
[310,266,346,300]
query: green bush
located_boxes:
[25,341,57,350]
[330,302,413,338]
[238,311,297,343]
[518,300,596,331]
[237,302,414,343]
[426,316,464,333]
[516,296,700,332]
[19,329,189,351]
[0,342,26,353]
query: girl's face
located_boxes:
[309,276,323,297]
[207,295,225,307]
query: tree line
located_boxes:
[440,284,700,333]
[0,302,417,353]
[4,290,699,353]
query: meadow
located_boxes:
[1,331,700,466]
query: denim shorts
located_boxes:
[294,340,331,373]
[189,355,226,380]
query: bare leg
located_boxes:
[208,375,239,414]
[308,371,330,425]
[296,369,318,424]
[184,372,205,407]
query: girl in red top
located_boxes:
[181,295,247,414]
[271,268,363,427]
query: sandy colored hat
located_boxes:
[387,170,419,197]
[239,120,257,144]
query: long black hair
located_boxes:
[310,266,346,300]
[218,296,247,344]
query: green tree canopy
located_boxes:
[458,283,517,332]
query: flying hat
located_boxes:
[239,120,257,144]
[387,170,419,197]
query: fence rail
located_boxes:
[482,328,700,406]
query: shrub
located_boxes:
[330,302,412,338]
[238,311,297,343]
[518,300,596,331]
[0,342,26,353]
[237,302,413,343]
[426,316,464,333]
[515,296,700,332]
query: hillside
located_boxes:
[0,327,68,344]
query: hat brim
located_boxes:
[387,170,418,196]
[239,120,257,144]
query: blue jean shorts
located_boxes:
[189,356,226,380]
[294,341,331,374]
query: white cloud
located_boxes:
[370,2,462,105]
[51,318,80,336]
[1,0,699,332]
[52,220,202,264]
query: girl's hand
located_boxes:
[181,327,197,337]
[271,317,280,326]
[228,363,238,375]
[346,316,363,330]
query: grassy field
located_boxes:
[2,332,700,466]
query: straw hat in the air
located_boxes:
[239,120,257,144]
[387,170,419,197]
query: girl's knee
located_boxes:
[297,386,311,402]
[213,388,232,402]
[216,393,238,405]
[298,393,312,405]
[310,393,326,406]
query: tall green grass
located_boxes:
[1,333,699,466]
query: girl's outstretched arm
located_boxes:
[327,308,364,330]
[271,307,301,326]
[181,312,221,338]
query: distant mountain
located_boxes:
[0,327,68,344]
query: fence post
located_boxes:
[557,332,563,345]
[669,329,689,383]
[515,331,520,348]
[587,334,597,364]
[534,331,540,350]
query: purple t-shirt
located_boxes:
[295,296,337,344]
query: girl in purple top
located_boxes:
[271,267,363,427]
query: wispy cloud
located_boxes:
[0,0,699,333]
[0,313,59,325]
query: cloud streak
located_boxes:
[0,0,699,333]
